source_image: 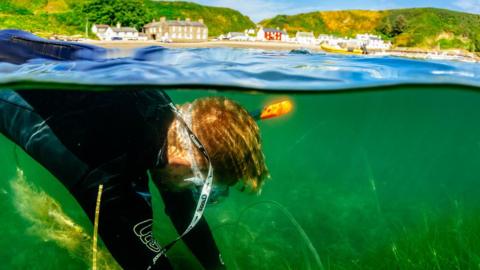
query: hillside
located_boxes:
[260,8,480,52]
[0,0,84,36]
[0,0,255,37]
[1,2,479,51]
[145,1,255,36]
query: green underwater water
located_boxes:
[1,85,480,269]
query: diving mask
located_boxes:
[186,176,230,204]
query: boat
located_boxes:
[321,44,365,55]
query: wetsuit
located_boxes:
[0,30,224,270]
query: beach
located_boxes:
[82,40,322,52]
[81,40,480,62]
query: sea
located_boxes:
[0,47,480,270]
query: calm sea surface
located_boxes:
[0,48,479,269]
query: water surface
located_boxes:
[0,47,479,90]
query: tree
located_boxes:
[393,15,407,35]
[473,35,480,52]
[378,18,393,37]
[80,0,151,29]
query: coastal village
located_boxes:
[2,0,479,62]
[87,17,478,62]
[91,17,392,51]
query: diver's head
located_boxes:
[161,96,269,194]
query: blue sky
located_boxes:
[186,0,480,22]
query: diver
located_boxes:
[0,30,269,269]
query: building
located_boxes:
[318,33,392,51]
[102,23,139,41]
[257,27,286,41]
[295,31,316,44]
[226,32,249,41]
[143,17,208,42]
[322,36,351,47]
[318,34,336,44]
[91,24,109,40]
[281,31,290,42]
[138,33,148,41]
[355,33,391,50]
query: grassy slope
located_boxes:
[0,0,255,38]
[384,8,480,50]
[260,8,480,51]
[146,1,255,37]
[0,0,85,37]
[263,10,383,36]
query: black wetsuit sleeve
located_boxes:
[160,189,226,270]
[0,29,105,64]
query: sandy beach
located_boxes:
[81,40,480,62]
[83,40,323,51]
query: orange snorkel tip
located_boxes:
[251,100,293,121]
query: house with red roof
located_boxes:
[257,27,288,41]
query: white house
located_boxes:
[318,34,337,44]
[227,32,249,41]
[317,33,392,52]
[295,31,316,44]
[318,35,355,47]
[138,33,148,41]
[91,24,109,40]
[355,33,391,50]
[281,31,290,42]
[104,23,139,41]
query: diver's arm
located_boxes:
[159,189,226,270]
[0,30,105,64]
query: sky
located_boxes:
[185,0,480,22]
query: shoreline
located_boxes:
[81,40,480,63]
[82,40,322,51]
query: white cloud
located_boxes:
[454,0,480,13]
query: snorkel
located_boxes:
[251,99,293,121]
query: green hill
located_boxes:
[260,8,480,52]
[145,1,255,36]
[0,0,84,36]
[1,2,479,51]
[0,0,255,38]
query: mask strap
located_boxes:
[176,104,204,184]
[151,102,214,264]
